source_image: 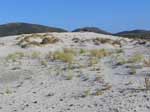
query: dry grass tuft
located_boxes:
[143,58,150,67]
[53,51,74,63]
[90,49,110,58]
[49,49,76,64]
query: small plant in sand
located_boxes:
[65,72,73,80]
[31,51,41,59]
[65,75,73,80]
[40,59,48,67]
[116,56,127,65]
[5,87,12,95]
[6,52,25,62]
[116,49,124,54]
[84,89,91,97]
[143,58,150,67]
[46,52,53,60]
[130,66,136,75]
[145,77,150,90]
[128,54,144,63]
[94,89,104,96]
[64,68,74,80]
[90,49,109,58]
[79,49,86,54]
[89,57,99,67]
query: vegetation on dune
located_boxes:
[53,51,74,64]
[130,65,137,75]
[6,52,25,62]
[17,34,60,48]
[31,51,41,59]
[40,37,59,44]
[92,37,122,47]
[40,59,48,67]
[90,49,110,58]
[49,49,76,64]
[79,49,86,54]
[128,54,144,63]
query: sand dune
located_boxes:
[0,32,150,112]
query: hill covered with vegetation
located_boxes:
[115,29,150,39]
[0,23,67,37]
[72,27,112,35]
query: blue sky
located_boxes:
[0,0,149,33]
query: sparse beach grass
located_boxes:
[1,32,150,112]
[30,51,41,59]
[128,54,144,63]
[53,51,74,64]
[89,49,110,58]
[6,52,25,62]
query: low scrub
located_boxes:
[40,37,59,44]
[17,34,60,48]
[93,38,121,47]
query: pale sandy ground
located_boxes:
[0,32,150,112]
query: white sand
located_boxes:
[0,32,150,112]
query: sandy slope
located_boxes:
[0,32,150,112]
